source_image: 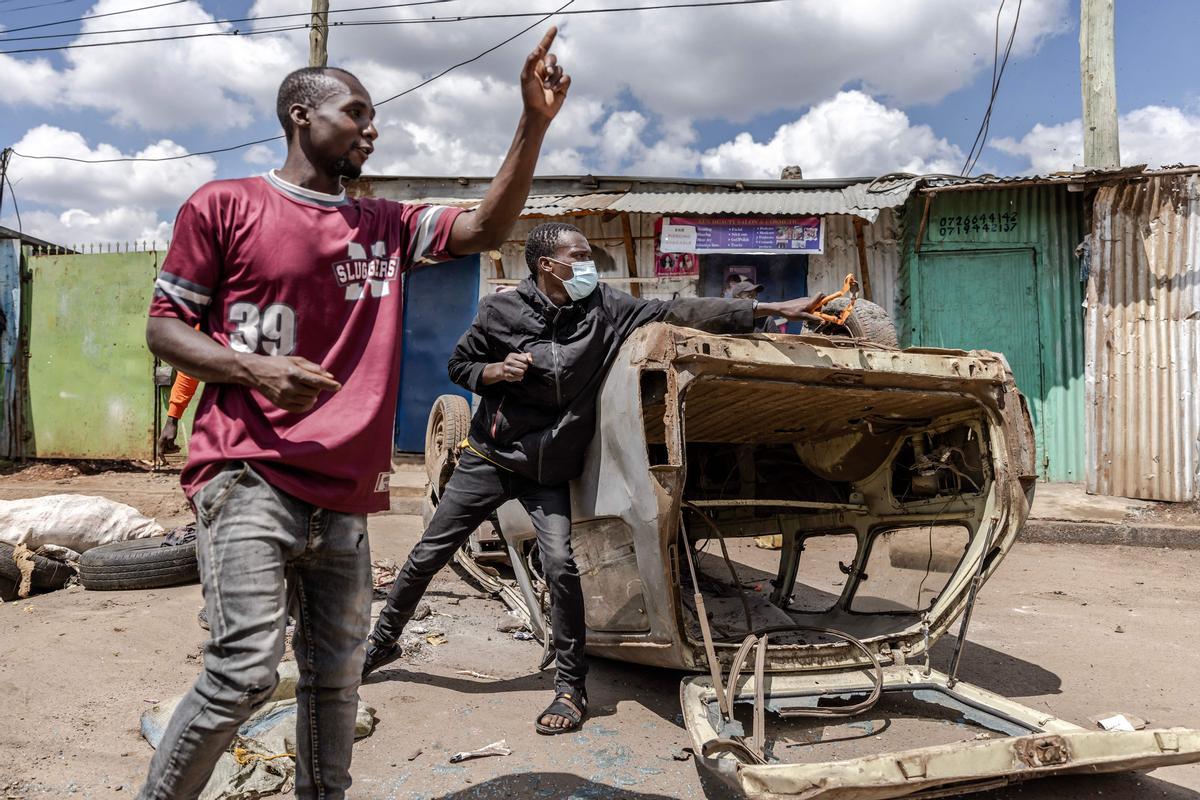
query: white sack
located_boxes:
[0,495,163,552]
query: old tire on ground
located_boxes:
[78,536,199,591]
[805,297,898,348]
[0,540,75,594]
[424,394,471,493]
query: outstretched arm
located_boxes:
[448,27,571,255]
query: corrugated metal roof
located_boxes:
[918,164,1200,193]
[1086,174,1200,501]
[405,182,907,220]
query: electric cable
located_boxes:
[7,0,579,164]
[960,0,1023,176]
[1,0,187,35]
[0,0,465,42]
[0,0,792,53]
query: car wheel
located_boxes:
[424,394,471,493]
[805,297,898,348]
[78,536,199,591]
[0,540,75,594]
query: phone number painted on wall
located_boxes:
[937,212,1020,237]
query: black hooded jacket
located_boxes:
[447,277,755,484]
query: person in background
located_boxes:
[158,370,199,456]
[729,278,781,333]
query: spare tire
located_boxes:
[425,394,471,493]
[805,297,898,348]
[0,540,75,595]
[79,536,199,591]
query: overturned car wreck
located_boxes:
[423,322,1200,799]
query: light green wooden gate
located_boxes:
[915,248,1046,466]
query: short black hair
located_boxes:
[276,67,360,137]
[524,222,582,275]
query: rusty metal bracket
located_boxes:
[948,515,1000,688]
[1014,736,1070,767]
[810,273,860,325]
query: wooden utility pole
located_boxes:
[1080,0,1120,169]
[309,0,330,68]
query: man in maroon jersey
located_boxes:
[137,30,570,800]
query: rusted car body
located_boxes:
[426,323,1200,798]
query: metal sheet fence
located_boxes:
[1086,174,1200,501]
[26,251,160,460]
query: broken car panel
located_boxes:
[425,323,1200,798]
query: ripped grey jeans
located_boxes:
[138,462,372,800]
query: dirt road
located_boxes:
[1,471,1198,799]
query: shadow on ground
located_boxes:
[432,773,691,799]
[929,635,1062,696]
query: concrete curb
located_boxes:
[1022,519,1200,550]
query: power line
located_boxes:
[11,134,285,165]
[0,0,188,35]
[0,0,464,40]
[960,0,1023,176]
[377,0,574,105]
[0,0,86,15]
[5,0,789,164]
[7,0,579,164]
[0,0,792,54]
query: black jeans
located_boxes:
[372,450,587,692]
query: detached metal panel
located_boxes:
[902,186,1087,481]
[1087,175,1200,501]
[26,252,158,459]
[0,239,21,456]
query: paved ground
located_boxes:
[1024,482,1200,549]
[2,469,1199,799]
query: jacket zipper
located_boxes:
[541,313,563,483]
[490,397,504,439]
[551,315,563,408]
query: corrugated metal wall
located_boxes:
[901,186,1087,481]
[1087,174,1200,501]
[494,212,903,308]
[808,209,901,318]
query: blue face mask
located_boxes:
[546,257,599,301]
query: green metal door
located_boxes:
[27,252,159,460]
[915,248,1046,471]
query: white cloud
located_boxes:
[9,126,217,212]
[2,208,173,248]
[243,143,282,166]
[993,105,1200,174]
[247,0,1067,122]
[1,0,299,131]
[697,91,964,179]
[0,55,65,106]
[0,0,1070,172]
[4,126,216,245]
[573,91,962,180]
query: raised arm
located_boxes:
[448,27,571,255]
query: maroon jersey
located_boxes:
[150,172,463,513]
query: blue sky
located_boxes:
[2,0,1198,245]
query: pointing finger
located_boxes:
[536,26,558,55]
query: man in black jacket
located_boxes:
[364,222,822,733]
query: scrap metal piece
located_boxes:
[449,740,513,764]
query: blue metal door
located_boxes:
[395,255,480,452]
